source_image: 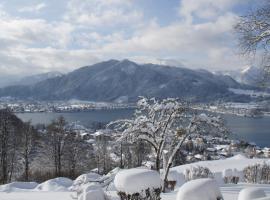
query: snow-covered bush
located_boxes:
[78,189,105,200]
[164,171,185,191]
[75,182,106,200]
[114,168,162,200]
[177,178,223,200]
[238,188,266,200]
[243,163,270,184]
[70,172,101,191]
[184,166,214,182]
[223,168,240,184]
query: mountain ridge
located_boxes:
[0,60,251,103]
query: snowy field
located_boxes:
[0,154,269,200]
[0,184,269,200]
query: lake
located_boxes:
[16,109,270,148]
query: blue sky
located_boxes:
[0,0,257,76]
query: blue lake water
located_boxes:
[16,109,270,148]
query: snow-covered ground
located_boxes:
[0,154,269,200]
[1,184,269,200]
[229,88,270,98]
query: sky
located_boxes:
[0,0,258,76]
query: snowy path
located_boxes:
[0,184,269,200]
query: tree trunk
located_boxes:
[162,162,172,192]
[25,154,29,181]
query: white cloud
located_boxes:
[179,0,246,23]
[0,14,73,48]
[64,0,143,27]
[0,0,254,76]
[0,47,100,75]
[18,3,47,13]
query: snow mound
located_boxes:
[78,183,104,200]
[238,188,266,200]
[0,182,38,192]
[176,178,223,200]
[81,182,102,194]
[35,177,73,192]
[114,168,161,194]
[223,168,233,177]
[229,154,247,160]
[170,154,269,185]
[73,173,101,186]
[79,189,105,200]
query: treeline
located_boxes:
[0,109,95,184]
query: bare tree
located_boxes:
[108,97,229,192]
[47,116,68,177]
[21,121,37,181]
[0,110,12,183]
[235,1,270,84]
[0,109,23,183]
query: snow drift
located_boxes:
[238,188,266,200]
[35,177,73,192]
[176,178,223,200]
[114,168,161,194]
[0,182,38,192]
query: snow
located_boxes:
[0,182,38,192]
[35,177,73,192]
[176,178,223,200]
[170,154,270,184]
[72,172,101,187]
[229,88,270,97]
[238,188,266,200]
[79,189,105,200]
[114,168,161,194]
[81,183,102,193]
[78,183,105,200]
[0,155,269,200]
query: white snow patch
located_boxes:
[114,168,161,194]
[229,88,270,97]
[35,177,73,192]
[238,187,266,200]
[72,172,101,187]
[176,178,223,200]
[0,182,38,192]
[79,189,105,200]
[170,154,269,184]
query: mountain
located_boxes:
[0,60,251,103]
[217,66,266,86]
[11,71,63,86]
[0,72,63,88]
[0,75,21,88]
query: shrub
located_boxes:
[114,169,162,200]
[243,163,270,184]
[117,188,161,200]
[222,169,240,184]
[184,166,214,181]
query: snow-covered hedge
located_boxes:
[78,183,105,200]
[114,168,162,200]
[71,172,102,191]
[184,166,214,182]
[243,163,270,184]
[238,188,266,200]
[177,178,223,200]
[222,168,241,184]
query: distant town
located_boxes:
[0,97,269,118]
[0,97,135,113]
